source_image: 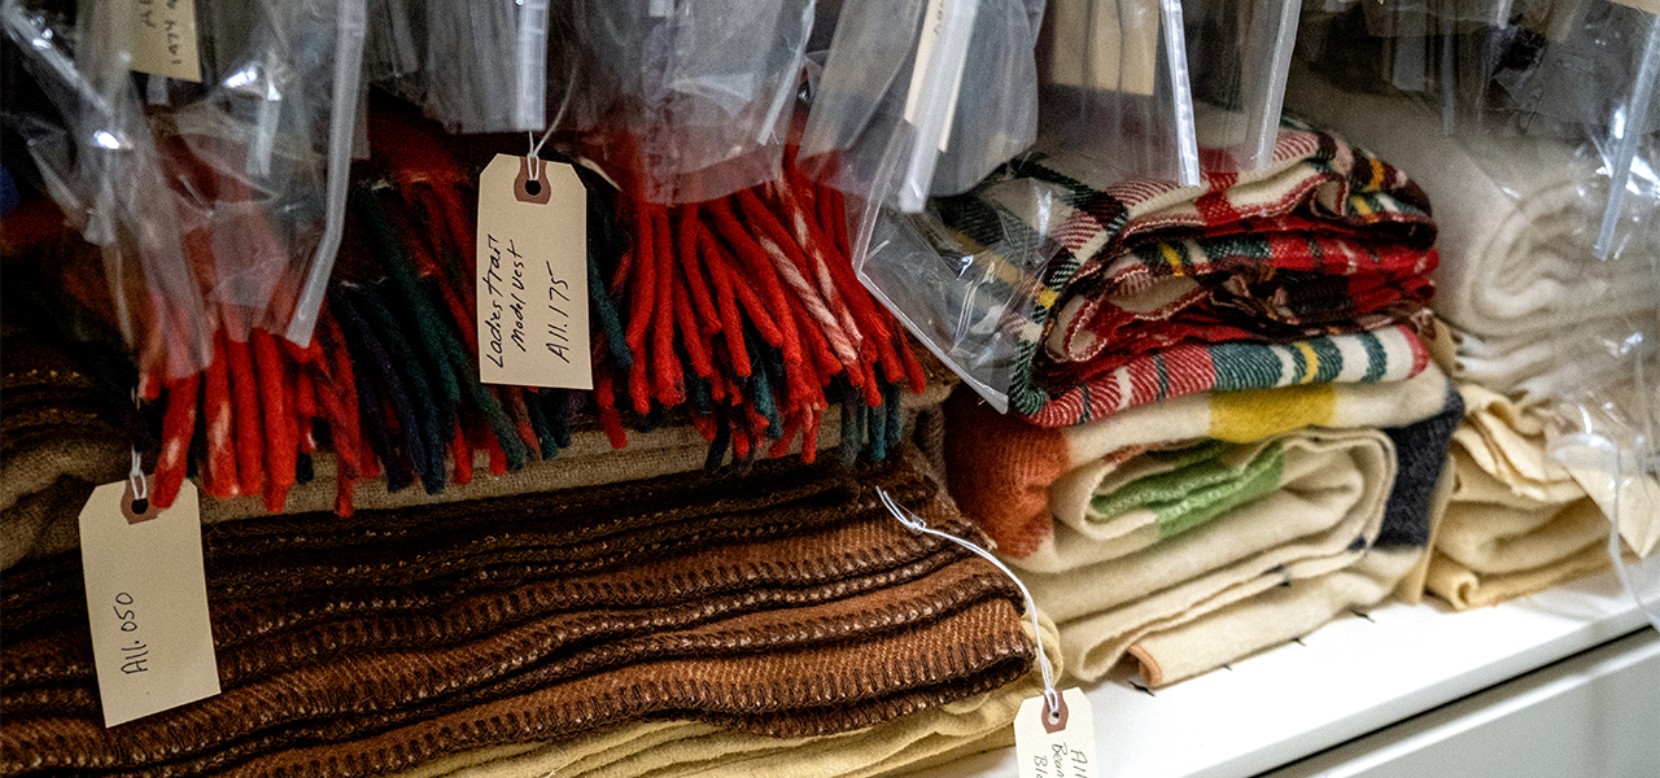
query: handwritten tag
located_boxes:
[128,0,202,83]
[78,480,219,727]
[476,154,592,390]
[1014,689,1102,778]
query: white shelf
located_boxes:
[905,571,1652,778]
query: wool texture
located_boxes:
[99,108,934,518]
[933,122,1438,425]
[948,361,1454,559]
[0,329,131,570]
[956,368,1462,685]
[1425,384,1618,609]
[0,450,1039,778]
[377,618,1062,778]
[1285,62,1655,399]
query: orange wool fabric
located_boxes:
[943,390,1069,557]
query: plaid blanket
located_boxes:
[935,125,1438,426]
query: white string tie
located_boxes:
[877,487,1061,720]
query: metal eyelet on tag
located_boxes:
[515,156,553,204]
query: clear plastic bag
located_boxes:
[2,0,366,371]
[1299,0,1660,139]
[842,0,1213,408]
[542,0,814,204]
[852,167,1072,411]
[3,1,211,379]
[1182,0,1299,171]
[366,0,548,134]
[799,0,1047,212]
[1547,6,1660,630]
[1034,0,1199,185]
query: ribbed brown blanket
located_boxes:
[1,453,1034,778]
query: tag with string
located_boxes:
[475,127,591,389]
[79,435,219,727]
[876,489,1102,778]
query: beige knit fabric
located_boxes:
[383,616,1061,778]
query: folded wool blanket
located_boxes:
[1426,384,1615,608]
[935,122,1437,425]
[948,361,1455,560]
[0,451,1039,778]
[0,330,129,570]
[963,370,1462,684]
[382,617,1062,778]
[1285,63,1654,398]
[0,370,955,570]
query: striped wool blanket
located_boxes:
[935,124,1439,426]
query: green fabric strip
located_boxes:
[1089,441,1287,542]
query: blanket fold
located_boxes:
[946,362,1460,685]
[1425,385,1615,609]
[380,618,1063,778]
[935,123,1438,425]
[0,450,1038,778]
[1285,62,1654,399]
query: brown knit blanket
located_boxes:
[1,453,1033,777]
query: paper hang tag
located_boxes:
[476,154,593,390]
[1609,0,1660,13]
[1015,688,1102,778]
[128,0,203,83]
[78,480,220,728]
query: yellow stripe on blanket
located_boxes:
[981,250,1061,310]
[1294,340,1322,384]
[1160,243,1185,276]
[1208,383,1338,442]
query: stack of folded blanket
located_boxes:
[939,122,1438,427]
[0,449,1048,778]
[949,366,1460,686]
[0,101,1029,776]
[939,125,1458,687]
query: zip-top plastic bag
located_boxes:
[799,0,1047,212]
[841,0,1220,409]
[1036,0,1199,186]
[535,0,814,204]
[1183,0,1300,171]
[366,0,549,134]
[2,0,366,377]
